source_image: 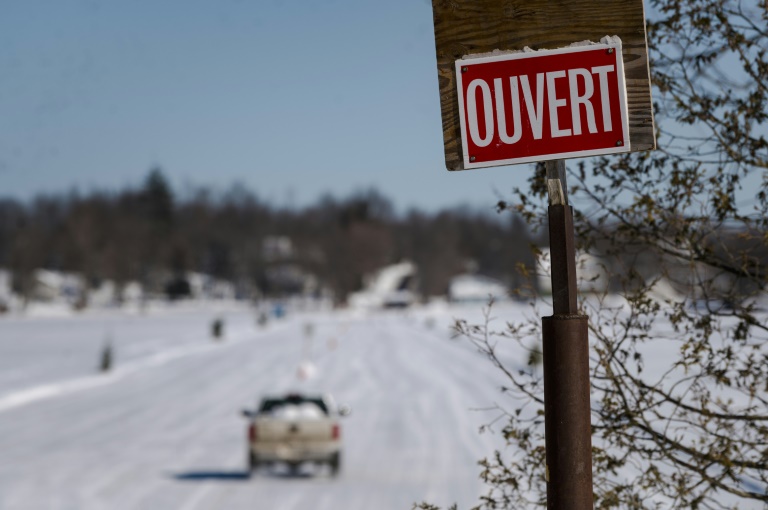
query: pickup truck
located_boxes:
[241,393,349,476]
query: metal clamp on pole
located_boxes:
[543,160,593,510]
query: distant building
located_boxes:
[262,236,294,262]
[448,273,509,303]
[187,272,236,300]
[31,270,86,303]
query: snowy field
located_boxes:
[0,300,525,510]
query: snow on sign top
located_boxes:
[455,38,631,169]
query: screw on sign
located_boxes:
[455,38,630,169]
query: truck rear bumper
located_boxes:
[251,443,340,463]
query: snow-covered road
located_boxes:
[0,303,516,510]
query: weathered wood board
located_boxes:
[431,0,655,171]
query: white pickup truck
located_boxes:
[241,393,349,476]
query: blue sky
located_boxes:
[0,0,532,212]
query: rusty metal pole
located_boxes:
[543,160,593,509]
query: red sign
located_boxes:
[455,40,630,169]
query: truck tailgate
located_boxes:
[255,417,335,443]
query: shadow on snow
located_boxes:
[172,468,323,482]
[173,470,251,481]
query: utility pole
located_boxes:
[542,160,593,509]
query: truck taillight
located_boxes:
[248,424,257,442]
[332,424,340,440]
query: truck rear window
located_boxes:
[258,396,329,416]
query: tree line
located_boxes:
[0,169,538,304]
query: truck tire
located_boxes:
[248,453,260,474]
[287,462,302,476]
[329,452,341,477]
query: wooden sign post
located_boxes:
[429,2,655,509]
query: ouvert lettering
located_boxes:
[465,65,617,148]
